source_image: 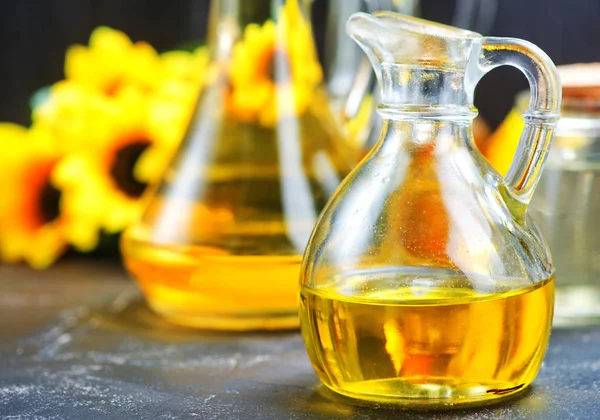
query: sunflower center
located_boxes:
[110,141,150,198]
[105,79,122,97]
[39,182,62,224]
[266,49,291,83]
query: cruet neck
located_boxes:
[347,12,483,116]
[208,0,313,59]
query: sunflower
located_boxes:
[0,124,81,269]
[34,38,208,235]
[65,26,160,97]
[37,44,208,181]
[227,0,323,127]
[0,26,209,269]
[49,86,187,235]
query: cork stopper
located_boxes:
[558,63,600,106]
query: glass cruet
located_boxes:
[485,69,600,327]
[120,0,357,331]
[299,12,561,408]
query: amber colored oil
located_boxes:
[122,232,303,331]
[300,269,554,408]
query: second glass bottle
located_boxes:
[121,0,357,330]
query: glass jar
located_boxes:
[485,63,600,326]
[531,98,600,326]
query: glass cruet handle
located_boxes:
[476,37,561,216]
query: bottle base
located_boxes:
[321,378,529,409]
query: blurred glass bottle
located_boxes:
[324,0,497,153]
[484,63,600,327]
[324,1,420,151]
[324,0,419,107]
[121,0,357,331]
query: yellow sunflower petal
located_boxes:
[65,26,160,96]
[64,45,95,85]
[65,220,100,252]
[89,26,133,53]
[49,89,178,235]
[134,145,171,185]
[0,125,69,268]
[24,225,67,270]
[484,109,524,176]
[0,123,29,169]
[160,48,208,87]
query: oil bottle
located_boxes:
[121,0,357,331]
[299,12,561,407]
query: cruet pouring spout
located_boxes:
[346,12,483,112]
[347,13,480,77]
[346,11,481,69]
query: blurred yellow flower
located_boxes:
[158,47,210,98]
[483,109,524,176]
[0,25,210,268]
[65,26,208,102]
[34,41,209,238]
[227,0,323,127]
[52,89,186,235]
[0,125,71,269]
[37,44,208,178]
[65,26,160,97]
[32,80,119,151]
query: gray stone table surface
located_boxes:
[1,261,600,420]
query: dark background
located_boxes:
[2,0,600,129]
